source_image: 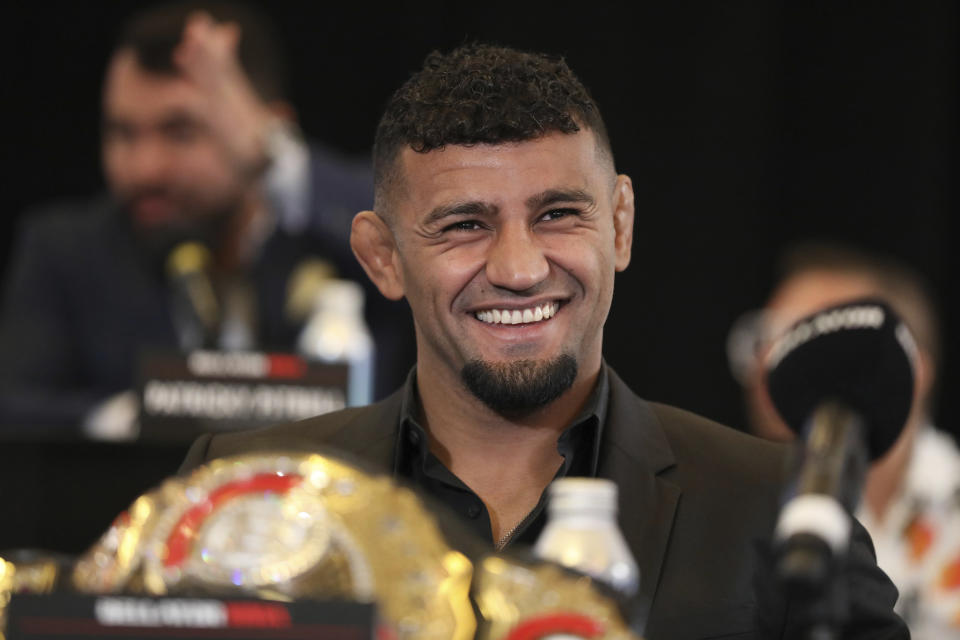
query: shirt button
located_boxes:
[407,429,421,445]
[467,503,482,518]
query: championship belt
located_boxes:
[474,555,640,640]
[1,551,62,640]
[74,452,474,640]
[72,477,184,594]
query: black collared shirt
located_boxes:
[392,367,610,549]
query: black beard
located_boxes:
[460,354,578,418]
[122,201,239,275]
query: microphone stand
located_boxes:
[775,402,869,639]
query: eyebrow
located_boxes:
[423,201,497,227]
[102,108,205,131]
[526,188,595,209]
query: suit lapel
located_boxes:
[598,368,680,621]
[320,389,404,473]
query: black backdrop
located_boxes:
[4,1,957,436]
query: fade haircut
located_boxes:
[116,1,288,102]
[373,43,614,214]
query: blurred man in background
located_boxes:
[0,2,413,438]
[729,242,960,637]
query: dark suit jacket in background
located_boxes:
[0,145,415,435]
[181,366,907,639]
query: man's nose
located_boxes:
[126,137,174,186]
[485,221,550,292]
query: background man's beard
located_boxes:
[122,194,240,271]
[461,354,578,418]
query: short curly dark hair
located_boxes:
[373,44,613,212]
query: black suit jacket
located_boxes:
[181,367,906,639]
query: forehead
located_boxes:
[394,130,611,215]
[767,269,880,331]
[103,50,205,119]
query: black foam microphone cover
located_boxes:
[764,298,916,460]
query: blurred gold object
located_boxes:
[475,555,640,640]
[1,552,61,640]
[166,242,213,277]
[284,258,336,322]
[0,557,12,640]
[165,241,219,333]
[75,452,474,640]
[72,477,183,594]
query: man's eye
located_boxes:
[540,208,579,221]
[443,220,484,232]
[164,123,201,143]
[158,119,204,143]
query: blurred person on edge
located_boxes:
[0,2,414,438]
[728,242,960,637]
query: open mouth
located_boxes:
[473,301,560,326]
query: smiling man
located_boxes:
[182,45,907,637]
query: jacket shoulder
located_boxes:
[649,401,788,483]
[10,198,119,264]
[17,197,116,235]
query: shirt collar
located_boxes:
[392,364,610,477]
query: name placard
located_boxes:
[5,594,376,640]
[137,350,348,442]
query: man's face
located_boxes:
[101,50,245,242]
[382,130,633,411]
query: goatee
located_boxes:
[461,354,578,418]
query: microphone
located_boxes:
[764,299,917,598]
[765,298,917,460]
[166,242,220,350]
[284,258,335,324]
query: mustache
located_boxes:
[118,185,179,206]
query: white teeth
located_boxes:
[474,302,559,325]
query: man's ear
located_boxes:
[351,211,405,300]
[612,175,635,271]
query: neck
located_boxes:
[416,357,600,461]
[214,189,268,273]
[415,356,601,542]
[863,417,922,522]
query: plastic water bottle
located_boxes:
[297,279,374,406]
[534,478,640,598]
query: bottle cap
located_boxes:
[314,279,365,314]
[548,478,618,514]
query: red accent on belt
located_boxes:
[164,473,303,568]
[505,613,606,639]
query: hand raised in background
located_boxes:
[173,11,285,179]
